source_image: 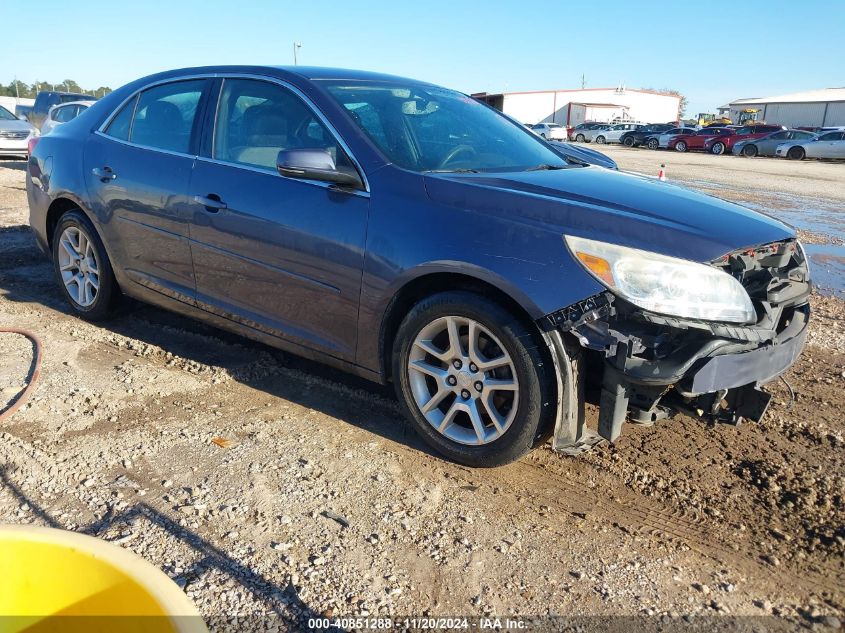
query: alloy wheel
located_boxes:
[407,315,519,446]
[711,142,725,155]
[58,226,100,307]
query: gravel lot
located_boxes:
[0,152,843,630]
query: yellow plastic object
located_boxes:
[0,525,207,633]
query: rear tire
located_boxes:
[787,146,805,160]
[575,133,585,142]
[710,141,726,155]
[623,136,635,147]
[392,291,554,467]
[742,144,758,157]
[675,140,687,152]
[52,210,118,320]
[647,138,659,150]
[595,136,606,144]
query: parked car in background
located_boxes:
[0,105,39,158]
[547,140,618,170]
[703,124,785,155]
[27,91,96,129]
[26,65,810,466]
[668,127,734,152]
[619,123,675,147]
[592,123,644,145]
[530,122,568,140]
[569,122,606,142]
[41,101,94,135]
[776,130,845,160]
[645,127,697,149]
[733,129,817,157]
[573,123,618,143]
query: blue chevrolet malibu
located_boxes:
[27,66,810,466]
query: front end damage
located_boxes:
[540,239,811,455]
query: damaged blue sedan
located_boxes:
[27,66,810,466]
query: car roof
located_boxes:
[136,65,436,87]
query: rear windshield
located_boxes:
[322,82,571,173]
[0,106,16,121]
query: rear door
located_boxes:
[185,77,369,361]
[84,78,211,302]
[758,130,789,154]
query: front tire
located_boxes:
[52,210,118,320]
[623,136,635,147]
[575,134,585,142]
[710,142,726,155]
[647,138,659,150]
[393,292,554,467]
[595,136,606,144]
[743,144,758,157]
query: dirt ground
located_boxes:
[0,150,843,630]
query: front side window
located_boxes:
[213,79,356,175]
[130,80,205,153]
[323,82,571,172]
[818,132,839,141]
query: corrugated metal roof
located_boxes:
[732,88,845,105]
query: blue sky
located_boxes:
[4,0,843,116]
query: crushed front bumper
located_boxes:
[539,239,811,454]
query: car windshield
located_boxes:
[0,106,17,121]
[322,82,570,172]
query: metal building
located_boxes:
[472,87,681,126]
[724,88,845,128]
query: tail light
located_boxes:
[27,136,40,156]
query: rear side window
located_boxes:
[104,95,137,141]
[130,80,205,153]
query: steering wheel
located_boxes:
[438,144,478,169]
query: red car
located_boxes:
[703,124,786,155]
[668,127,734,152]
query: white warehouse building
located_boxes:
[723,88,845,128]
[472,87,681,126]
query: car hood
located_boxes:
[0,119,34,132]
[423,166,793,262]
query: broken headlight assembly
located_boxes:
[564,235,756,324]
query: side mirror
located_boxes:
[276,148,363,189]
[17,114,27,121]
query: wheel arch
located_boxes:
[45,194,95,253]
[378,270,548,383]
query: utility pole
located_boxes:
[581,73,586,89]
[14,76,20,102]
[293,42,302,65]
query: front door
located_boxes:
[84,79,211,302]
[186,78,369,361]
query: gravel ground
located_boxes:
[0,154,843,630]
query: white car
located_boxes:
[645,127,697,150]
[775,130,845,160]
[41,100,94,135]
[0,105,38,158]
[530,122,568,141]
[592,123,643,145]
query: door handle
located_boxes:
[92,166,116,182]
[193,194,227,212]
